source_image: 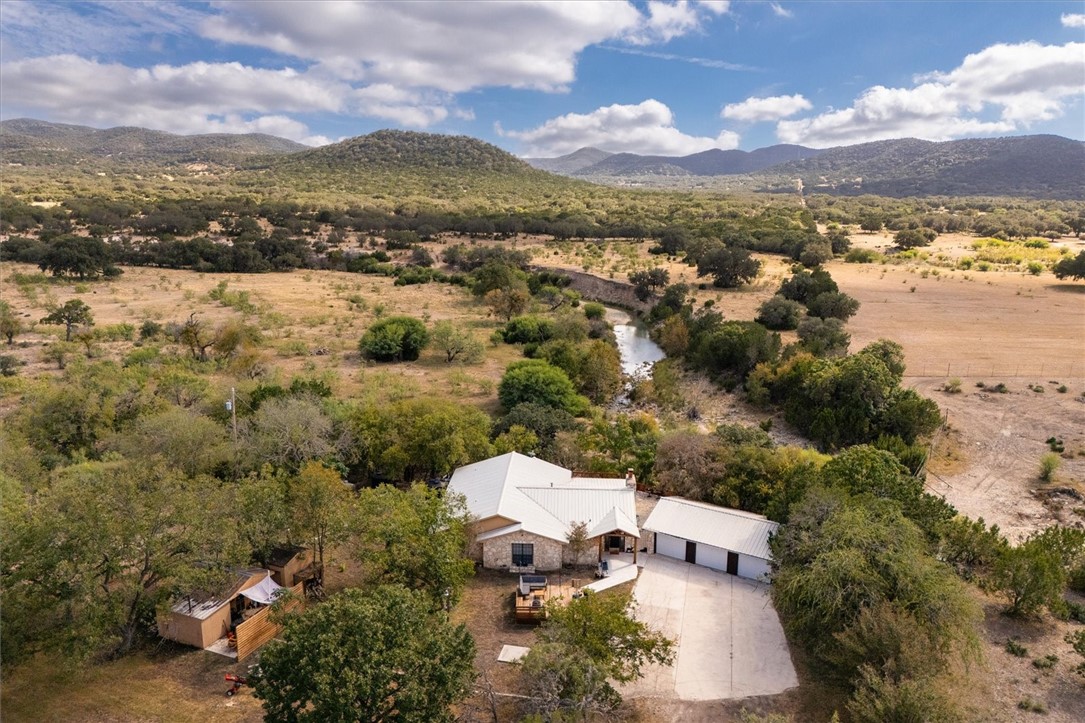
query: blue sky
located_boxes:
[1,1,1083,156]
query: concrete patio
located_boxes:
[582,552,640,593]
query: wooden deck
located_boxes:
[513,574,587,622]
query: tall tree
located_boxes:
[353,484,475,610]
[243,396,336,472]
[697,246,761,288]
[1053,250,1085,280]
[430,320,484,363]
[1,461,240,662]
[40,299,93,342]
[345,398,493,483]
[253,586,475,723]
[537,590,674,683]
[288,462,353,585]
[38,234,117,279]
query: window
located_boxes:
[511,543,534,567]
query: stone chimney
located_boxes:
[625,468,636,491]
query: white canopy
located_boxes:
[240,574,287,605]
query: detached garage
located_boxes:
[643,497,779,582]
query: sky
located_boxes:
[1,1,1083,156]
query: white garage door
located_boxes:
[697,543,728,572]
[738,555,771,581]
[655,532,687,560]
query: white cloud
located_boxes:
[627,1,703,45]
[202,1,641,93]
[0,55,343,144]
[722,94,811,121]
[776,41,1085,147]
[769,3,793,19]
[697,1,731,15]
[1062,13,1085,28]
[351,84,454,127]
[502,99,740,156]
[201,2,725,91]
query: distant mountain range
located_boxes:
[0,118,307,165]
[758,135,1085,199]
[2,118,1082,199]
[525,144,824,177]
[526,135,1085,199]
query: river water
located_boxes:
[605,307,666,381]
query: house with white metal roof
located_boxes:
[642,497,779,581]
[448,452,639,571]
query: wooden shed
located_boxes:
[266,546,316,588]
[158,568,303,659]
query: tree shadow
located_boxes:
[1046,283,1085,294]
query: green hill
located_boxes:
[756,135,1085,199]
[0,118,307,166]
[251,129,595,211]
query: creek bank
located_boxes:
[531,265,650,313]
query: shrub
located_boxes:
[501,315,555,345]
[1017,698,1047,714]
[582,302,606,320]
[806,291,860,321]
[1005,638,1028,657]
[845,248,881,263]
[1032,654,1058,670]
[894,228,936,249]
[139,320,163,340]
[755,296,803,331]
[1039,453,1060,483]
[359,316,429,362]
[498,359,588,415]
[0,354,20,376]
[796,316,850,357]
[943,377,962,394]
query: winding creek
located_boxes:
[605,307,666,382]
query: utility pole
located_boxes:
[228,386,238,445]
[227,387,238,477]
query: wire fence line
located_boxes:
[904,361,1082,379]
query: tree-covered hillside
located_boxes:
[0,118,307,166]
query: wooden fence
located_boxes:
[235,582,304,661]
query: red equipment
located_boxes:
[224,673,248,697]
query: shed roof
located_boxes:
[170,568,268,620]
[448,452,638,543]
[643,497,779,561]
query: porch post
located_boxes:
[597,535,603,562]
[634,538,638,565]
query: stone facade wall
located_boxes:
[481,531,564,571]
[562,536,604,567]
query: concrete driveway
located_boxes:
[624,554,798,701]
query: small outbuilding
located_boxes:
[642,497,778,582]
[158,568,303,659]
[266,545,317,588]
